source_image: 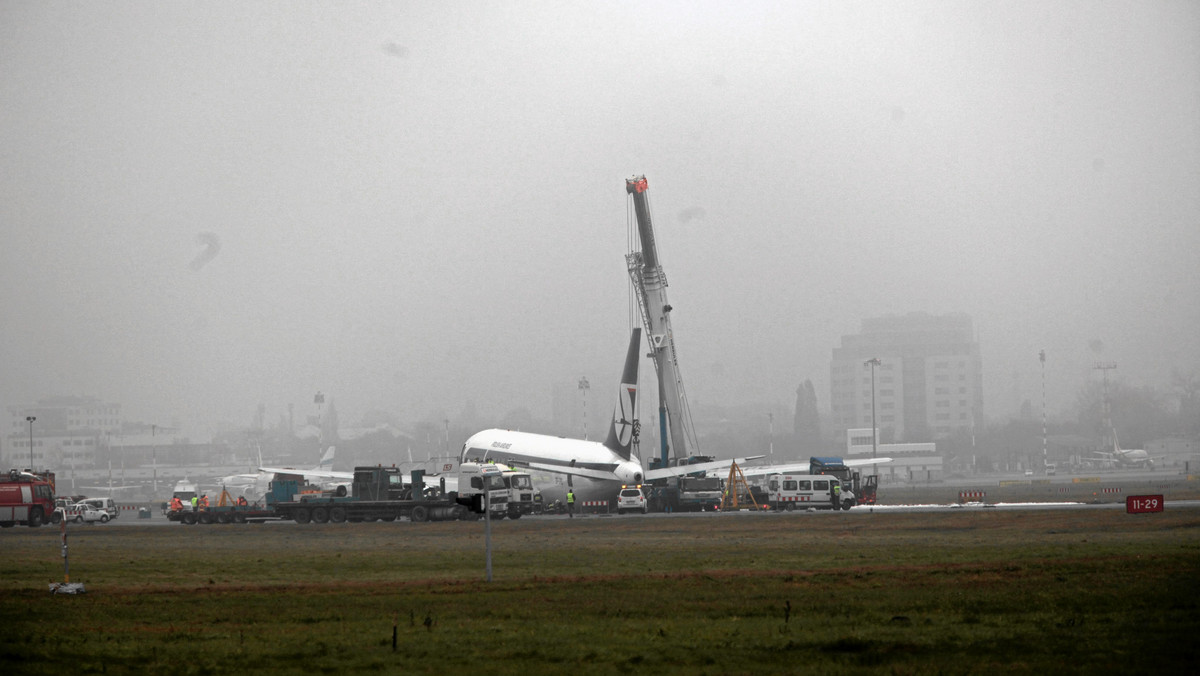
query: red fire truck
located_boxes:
[0,469,57,528]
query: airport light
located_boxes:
[578,376,590,440]
[864,358,881,460]
[26,416,36,469]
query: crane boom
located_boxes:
[625,175,694,468]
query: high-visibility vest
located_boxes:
[566,492,575,504]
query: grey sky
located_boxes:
[2,1,1197,432]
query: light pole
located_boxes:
[152,424,158,497]
[1039,350,1047,473]
[444,418,450,457]
[578,376,590,440]
[26,416,36,469]
[864,358,881,460]
[767,413,774,457]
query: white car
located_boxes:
[617,486,648,514]
[69,504,111,524]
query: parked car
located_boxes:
[71,504,111,524]
[76,497,119,520]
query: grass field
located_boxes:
[3,507,1198,674]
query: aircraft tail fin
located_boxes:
[316,446,336,471]
[603,328,641,461]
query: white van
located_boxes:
[765,474,853,511]
[76,497,120,520]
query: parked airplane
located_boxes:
[461,329,765,504]
[224,446,346,500]
[1088,436,1160,470]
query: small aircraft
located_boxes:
[461,329,765,504]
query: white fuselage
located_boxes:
[461,429,644,504]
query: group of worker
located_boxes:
[168,494,250,512]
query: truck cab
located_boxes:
[457,463,509,517]
[499,468,535,519]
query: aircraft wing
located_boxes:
[526,462,625,482]
[644,456,766,482]
[738,457,894,478]
[258,467,354,481]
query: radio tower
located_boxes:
[1094,362,1118,450]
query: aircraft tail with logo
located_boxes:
[602,328,641,461]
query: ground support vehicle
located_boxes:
[267,463,504,524]
[0,469,56,528]
[76,497,120,521]
[617,485,648,514]
[653,475,723,512]
[66,504,110,524]
[764,474,854,511]
[496,465,536,519]
[809,457,877,506]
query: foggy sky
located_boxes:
[2,1,1197,434]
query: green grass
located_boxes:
[2,509,1198,674]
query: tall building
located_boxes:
[830,312,982,442]
[6,396,122,469]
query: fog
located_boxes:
[2,2,1197,434]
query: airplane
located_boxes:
[460,329,768,505]
[1088,434,1160,470]
[223,446,348,500]
[735,457,894,479]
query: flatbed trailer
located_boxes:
[267,464,504,524]
[167,504,278,524]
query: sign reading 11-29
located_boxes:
[1126,495,1164,514]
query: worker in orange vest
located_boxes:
[198,494,209,509]
[169,496,183,511]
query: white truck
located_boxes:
[764,474,854,511]
[496,466,537,519]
